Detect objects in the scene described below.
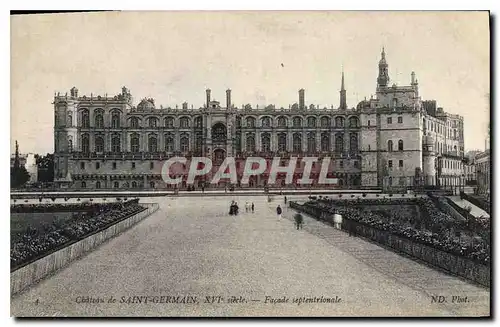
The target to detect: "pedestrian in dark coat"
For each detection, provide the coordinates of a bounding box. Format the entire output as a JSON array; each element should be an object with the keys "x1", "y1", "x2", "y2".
[
  {"x1": 276, "y1": 205, "x2": 282, "y2": 220},
  {"x1": 251, "y1": 202, "x2": 254, "y2": 213},
  {"x1": 294, "y1": 213, "x2": 303, "y2": 230}
]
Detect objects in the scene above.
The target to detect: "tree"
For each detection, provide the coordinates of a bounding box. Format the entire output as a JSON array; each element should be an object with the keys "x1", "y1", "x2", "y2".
[
  {"x1": 35, "y1": 153, "x2": 55, "y2": 182},
  {"x1": 11, "y1": 140, "x2": 30, "y2": 188}
]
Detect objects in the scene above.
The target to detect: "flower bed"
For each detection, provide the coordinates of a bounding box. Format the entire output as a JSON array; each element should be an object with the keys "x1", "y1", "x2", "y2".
[
  {"x1": 10, "y1": 199, "x2": 145, "y2": 271},
  {"x1": 301, "y1": 198, "x2": 489, "y2": 265}
]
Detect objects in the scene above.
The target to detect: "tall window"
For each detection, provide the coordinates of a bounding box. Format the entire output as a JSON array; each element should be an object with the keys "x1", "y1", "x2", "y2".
[
  {"x1": 335, "y1": 133, "x2": 344, "y2": 153},
  {"x1": 212, "y1": 123, "x2": 227, "y2": 142},
  {"x1": 95, "y1": 136, "x2": 104, "y2": 153},
  {"x1": 96, "y1": 181, "x2": 101, "y2": 189},
  {"x1": 111, "y1": 136, "x2": 121, "y2": 153},
  {"x1": 246, "y1": 117, "x2": 256, "y2": 128},
  {"x1": 131, "y1": 134, "x2": 140, "y2": 153},
  {"x1": 398, "y1": 140, "x2": 404, "y2": 151},
  {"x1": 321, "y1": 117, "x2": 330, "y2": 128},
  {"x1": 293, "y1": 133, "x2": 302, "y2": 152},
  {"x1": 94, "y1": 111, "x2": 104, "y2": 128},
  {"x1": 234, "y1": 132, "x2": 241, "y2": 153},
  {"x1": 261, "y1": 117, "x2": 271, "y2": 127},
  {"x1": 236, "y1": 117, "x2": 241, "y2": 128},
  {"x1": 246, "y1": 134, "x2": 255, "y2": 152},
  {"x1": 81, "y1": 134, "x2": 89, "y2": 153},
  {"x1": 387, "y1": 117, "x2": 392, "y2": 124},
  {"x1": 195, "y1": 132, "x2": 203, "y2": 152},
  {"x1": 277, "y1": 117, "x2": 287, "y2": 128},
  {"x1": 307, "y1": 117, "x2": 316, "y2": 128},
  {"x1": 164, "y1": 135, "x2": 174, "y2": 152},
  {"x1": 148, "y1": 136, "x2": 158, "y2": 152},
  {"x1": 81, "y1": 181, "x2": 86, "y2": 188},
  {"x1": 350, "y1": 133, "x2": 358, "y2": 154},
  {"x1": 68, "y1": 139, "x2": 73, "y2": 152},
  {"x1": 278, "y1": 133, "x2": 287, "y2": 151},
  {"x1": 321, "y1": 133, "x2": 330, "y2": 152},
  {"x1": 335, "y1": 117, "x2": 344, "y2": 128},
  {"x1": 261, "y1": 133, "x2": 271, "y2": 152},
  {"x1": 348, "y1": 117, "x2": 359, "y2": 128},
  {"x1": 307, "y1": 132, "x2": 316, "y2": 153},
  {"x1": 111, "y1": 112, "x2": 120, "y2": 128},
  {"x1": 194, "y1": 116, "x2": 203, "y2": 128},
  {"x1": 164, "y1": 117, "x2": 174, "y2": 128},
  {"x1": 114, "y1": 181, "x2": 119, "y2": 188},
  {"x1": 149, "y1": 118, "x2": 158, "y2": 128},
  {"x1": 67, "y1": 114, "x2": 72, "y2": 127},
  {"x1": 130, "y1": 117, "x2": 139, "y2": 128},
  {"x1": 293, "y1": 117, "x2": 302, "y2": 127},
  {"x1": 180, "y1": 136, "x2": 189, "y2": 152},
  {"x1": 387, "y1": 140, "x2": 393, "y2": 152},
  {"x1": 81, "y1": 110, "x2": 90, "y2": 128},
  {"x1": 180, "y1": 117, "x2": 189, "y2": 128}
]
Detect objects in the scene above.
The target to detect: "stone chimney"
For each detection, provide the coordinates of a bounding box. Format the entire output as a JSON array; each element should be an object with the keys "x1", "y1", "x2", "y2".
[
  {"x1": 206, "y1": 89, "x2": 211, "y2": 108},
  {"x1": 299, "y1": 89, "x2": 305, "y2": 110},
  {"x1": 226, "y1": 89, "x2": 231, "y2": 109}
]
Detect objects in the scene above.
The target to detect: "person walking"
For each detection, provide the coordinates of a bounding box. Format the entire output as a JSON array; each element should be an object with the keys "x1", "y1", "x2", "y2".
[
  {"x1": 251, "y1": 202, "x2": 255, "y2": 213},
  {"x1": 294, "y1": 213, "x2": 303, "y2": 230},
  {"x1": 276, "y1": 205, "x2": 282, "y2": 220},
  {"x1": 284, "y1": 196, "x2": 287, "y2": 205}
]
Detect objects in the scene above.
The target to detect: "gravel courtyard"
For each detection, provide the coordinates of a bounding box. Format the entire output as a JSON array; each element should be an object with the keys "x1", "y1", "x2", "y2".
[{"x1": 11, "y1": 195, "x2": 490, "y2": 317}]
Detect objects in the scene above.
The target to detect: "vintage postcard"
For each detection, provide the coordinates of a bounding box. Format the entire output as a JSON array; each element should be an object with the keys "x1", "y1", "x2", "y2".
[{"x1": 10, "y1": 11, "x2": 490, "y2": 317}]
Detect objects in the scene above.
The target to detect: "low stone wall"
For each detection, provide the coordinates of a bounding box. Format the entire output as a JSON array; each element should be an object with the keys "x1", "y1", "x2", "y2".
[
  {"x1": 10, "y1": 203, "x2": 159, "y2": 295},
  {"x1": 290, "y1": 202, "x2": 490, "y2": 287},
  {"x1": 460, "y1": 192, "x2": 490, "y2": 215}
]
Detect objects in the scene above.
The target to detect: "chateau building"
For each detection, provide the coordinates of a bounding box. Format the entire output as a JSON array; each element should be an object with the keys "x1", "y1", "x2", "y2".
[{"x1": 53, "y1": 49, "x2": 465, "y2": 190}]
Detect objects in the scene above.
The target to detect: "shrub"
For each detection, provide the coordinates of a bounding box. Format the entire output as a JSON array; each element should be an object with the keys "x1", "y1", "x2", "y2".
[
  {"x1": 24, "y1": 200, "x2": 28, "y2": 203},
  {"x1": 51, "y1": 197, "x2": 56, "y2": 202},
  {"x1": 362, "y1": 193, "x2": 367, "y2": 197},
  {"x1": 338, "y1": 194, "x2": 343, "y2": 198},
  {"x1": 388, "y1": 193, "x2": 393, "y2": 197},
  {"x1": 351, "y1": 194, "x2": 355, "y2": 198},
  {"x1": 77, "y1": 198, "x2": 81, "y2": 201},
  {"x1": 376, "y1": 194, "x2": 380, "y2": 198}
]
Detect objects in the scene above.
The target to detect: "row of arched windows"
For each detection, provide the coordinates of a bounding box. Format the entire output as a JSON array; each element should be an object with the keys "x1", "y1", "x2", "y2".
[
  {"x1": 78, "y1": 111, "x2": 361, "y2": 129},
  {"x1": 241, "y1": 132, "x2": 358, "y2": 153},
  {"x1": 387, "y1": 140, "x2": 404, "y2": 152},
  {"x1": 79, "y1": 110, "x2": 203, "y2": 129},
  {"x1": 237, "y1": 116, "x2": 360, "y2": 128},
  {"x1": 80, "y1": 134, "x2": 191, "y2": 153},
  {"x1": 79, "y1": 131, "x2": 360, "y2": 154}
]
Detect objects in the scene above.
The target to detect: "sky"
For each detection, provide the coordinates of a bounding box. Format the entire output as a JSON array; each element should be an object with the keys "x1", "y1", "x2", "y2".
[{"x1": 10, "y1": 11, "x2": 490, "y2": 154}]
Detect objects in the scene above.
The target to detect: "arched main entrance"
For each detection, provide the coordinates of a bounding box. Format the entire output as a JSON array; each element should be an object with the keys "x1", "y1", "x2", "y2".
[{"x1": 213, "y1": 148, "x2": 226, "y2": 165}]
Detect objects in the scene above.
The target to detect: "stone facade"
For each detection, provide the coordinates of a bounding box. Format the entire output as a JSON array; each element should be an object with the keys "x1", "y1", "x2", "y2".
[
  {"x1": 475, "y1": 150, "x2": 490, "y2": 197},
  {"x1": 53, "y1": 49, "x2": 465, "y2": 190}
]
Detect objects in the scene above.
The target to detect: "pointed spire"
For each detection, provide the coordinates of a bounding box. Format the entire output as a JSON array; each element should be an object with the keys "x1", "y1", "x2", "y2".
[
  {"x1": 341, "y1": 68, "x2": 345, "y2": 91},
  {"x1": 381, "y1": 47, "x2": 386, "y2": 60},
  {"x1": 339, "y1": 67, "x2": 347, "y2": 110}
]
